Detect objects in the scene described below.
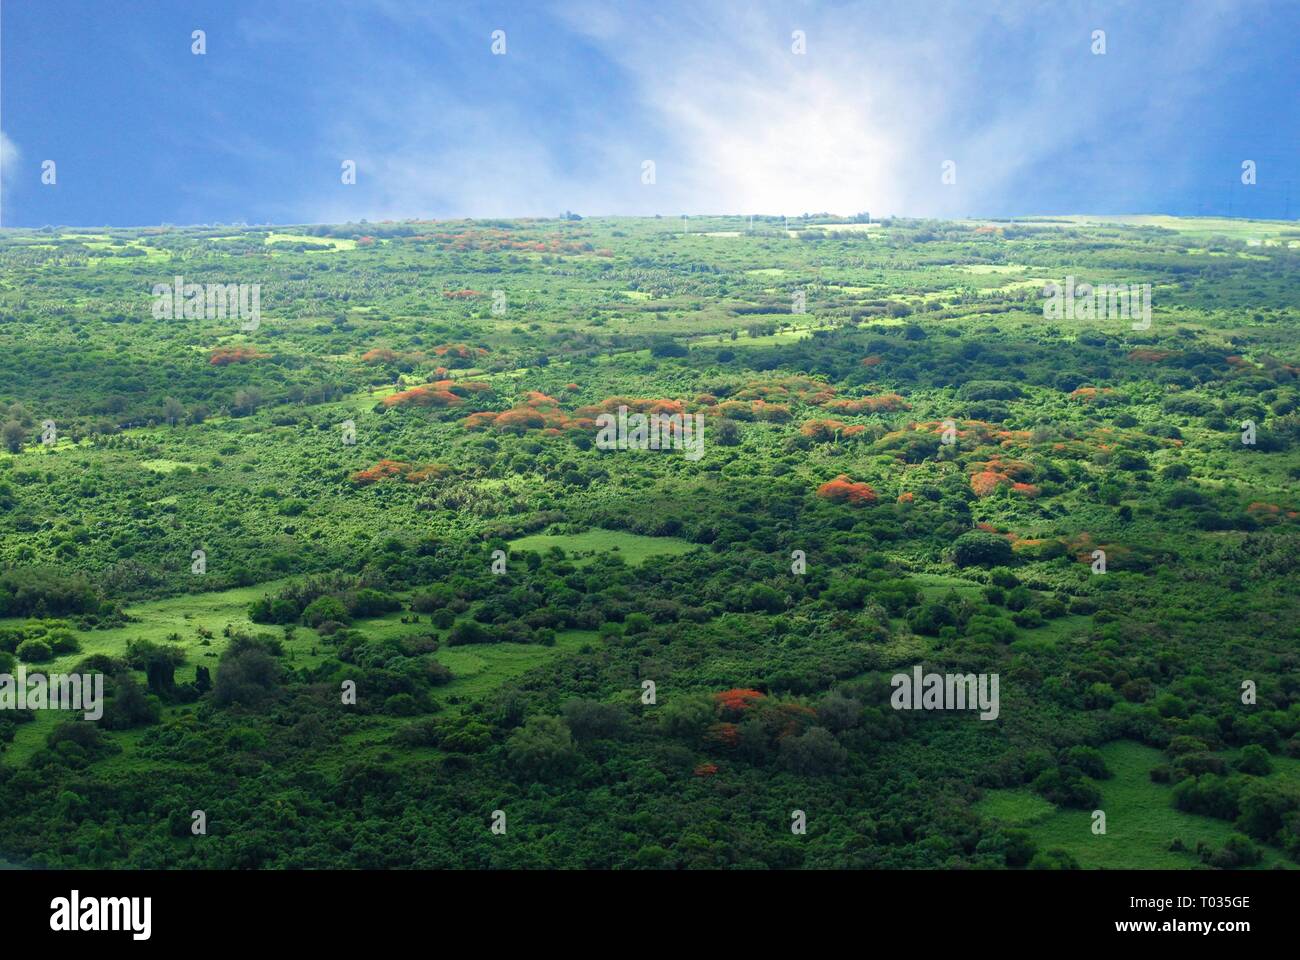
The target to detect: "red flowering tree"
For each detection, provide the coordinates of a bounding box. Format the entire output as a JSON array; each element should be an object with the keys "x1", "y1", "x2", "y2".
[
  {"x1": 703, "y1": 722, "x2": 741, "y2": 749},
  {"x1": 970, "y1": 471, "x2": 1011, "y2": 497},
  {"x1": 210, "y1": 346, "x2": 269, "y2": 365},
  {"x1": 714, "y1": 688, "x2": 766, "y2": 718},
  {"x1": 816, "y1": 475, "x2": 878, "y2": 506}
]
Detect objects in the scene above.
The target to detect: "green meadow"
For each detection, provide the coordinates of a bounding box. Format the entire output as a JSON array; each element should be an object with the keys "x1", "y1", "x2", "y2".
[{"x1": 979, "y1": 742, "x2": 1295, "y2": 869}]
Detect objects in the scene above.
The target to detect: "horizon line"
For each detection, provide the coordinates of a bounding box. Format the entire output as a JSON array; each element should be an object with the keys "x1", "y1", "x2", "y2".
[{"x1": 3, "y1": 211, "x2": 1298, "y2": 232}]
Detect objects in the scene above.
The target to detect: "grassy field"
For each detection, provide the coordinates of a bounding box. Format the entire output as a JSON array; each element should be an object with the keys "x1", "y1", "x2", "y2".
[
  {"x1": 0, "y1": 578, "x2": 599, "y2": 766},
  {"x1": 977, "y1": 742, "x2": 1293, "y2": 869},
  {"x1": 507, "y1": 529, "x2": 697, "y2": 566}
]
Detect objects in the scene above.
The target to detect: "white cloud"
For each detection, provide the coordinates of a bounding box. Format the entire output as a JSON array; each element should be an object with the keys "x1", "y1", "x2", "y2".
[
  {"x1": 554, "y1": 0, "x2": 1242, "y2": 217},
  {"x1": 0, "y1": 130, "x2": 21, "y2": 223},
  {"x1": 289, "y1": 0, "x2": 1246, "y2": 221}
]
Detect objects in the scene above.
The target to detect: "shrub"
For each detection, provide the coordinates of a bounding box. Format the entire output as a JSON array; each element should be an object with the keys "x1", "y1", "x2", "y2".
[
  {"x1": 779, "y1": 727, "x2": 848, "y2": 775},
  {"x1": 447, "y1": 620, "x2": 492, "y2": 646},
  {"x1": 302, "y1": 595, "x2": 349, "y2": 628},
  {"x1": 561, "y1": 699, "x2": 626, "y2": 741},
  {"x1": 45, "y1": 630, "x2": 81, "y2": 655},
  {"x1": 622, "y1": 613, "x2": 652, "y2": 635},
  {"x1": 1236, "y1": 745, "x2": 1274, "y2": 776},
  {"x1": 15, "y1": 638, "x2": 53, "y2": 662},
  {"x1": 505, "y1": 715, "x2": 577, "y2": 779},
  {"x1": 1029, "y1": 848, "x2": 1080, "y2": 870},
  {"x1": 953, "y1": 532, "x2": 1013, "y2": 568},
  {"x1": 213, "y1": 640, "x2": 281, "y2": 709},
  {"x1": 1209, "y1": 834, "x2": 1262, "y2": 868},
  {"x1": 1063, "y1": 746, "x2": 1111, "y2": 780}
]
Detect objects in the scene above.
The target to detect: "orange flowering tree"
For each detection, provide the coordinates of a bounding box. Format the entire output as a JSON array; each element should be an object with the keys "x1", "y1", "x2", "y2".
[{"x1": 816, "y1": 475, "x2": 878, "y2": 506}]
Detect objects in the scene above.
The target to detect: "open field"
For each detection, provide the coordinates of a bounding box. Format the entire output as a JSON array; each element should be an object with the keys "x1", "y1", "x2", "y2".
[{"x1": 978, "y1": 742, "x2": 1295, "y2": 869}]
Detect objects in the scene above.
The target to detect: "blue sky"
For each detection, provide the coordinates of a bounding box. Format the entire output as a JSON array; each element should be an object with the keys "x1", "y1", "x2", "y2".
[{"x1": 2, "y1": 0, "x2": 1296, "y2": 226}]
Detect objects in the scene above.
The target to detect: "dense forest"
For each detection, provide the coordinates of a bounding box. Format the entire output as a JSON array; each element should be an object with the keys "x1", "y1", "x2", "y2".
[{"x1": 0, "y1": 214, "x2": 1297, "y2": 869}]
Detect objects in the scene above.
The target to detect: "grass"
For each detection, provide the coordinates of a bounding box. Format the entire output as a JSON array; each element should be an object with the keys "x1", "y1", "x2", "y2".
[
  {"x1": 264, "y1": 232, "x2": 357, "y2": 251},
  {"x1": 977, "y1": 741, "x2": 1293, "y2": 869},
  {"x1": 1043, "y1": 215, "x2": 1298, "y2": 243},
  {"x1": 1009, "y1": 614, "x2": 1092, "y2": 653},
  {"x1": 138, "y1": 458, "x2": 198, "y2": 473},
  {"x1": 508, "y1": 529, "x2": 697, "y2": 566},
  {"x1": 957, "y1": 264, "x2": 1026, "y2": 274},
  {"x1": 0, "y1": 575, "x2": 600, "y2": 767},
  {"x1": 435, "y1": 630, "x2": 596, "y2": 703},
  {"x1": 910, "y1": 572, "x2": 983, "y2": 600},
  {"x1": 976, "y1": 788, "x2": 1055, "y2": 825},
  {"x1": 0, "y1": 580, "x2": 301, "y2": 764}
]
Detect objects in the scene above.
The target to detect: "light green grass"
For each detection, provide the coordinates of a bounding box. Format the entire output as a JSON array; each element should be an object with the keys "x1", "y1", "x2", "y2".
[
  {"x1": 957, "y1": 264, "x2": 1026, "y2": 274},
  {"x1": 1041, "y1": 215, "x2": 1297, "y2": 243},
  {"x1": 910, "y1": 572, "x2": 983, "y2": 600},
  {"x1": 435, "y1": 630, "x2": 596, "y2": 702},
  {"x1": 0, "y1": 579, "x2": 315, "y2": 764},
  {"x1": 508, "y1": 529, "x2": 696, "y2": 566},
  {"x1": 976, "y1": 788, "x2": 1055, "y2": 825},
  {"x1": 264, "y1": 232, "x2": 356, "y2": 251},
  {"x1": 1009, "y1": 614, "x2": 1092, "y2": 653},
  {"x1": 977, "y1": 741, "x2": 1293, "y2": 869},
  {"x1": 0, "y1": 580, "x2": 599, "y2": 767},
  {"x1": 138, "y1": 459, "x2": 197, "y2": 473}
]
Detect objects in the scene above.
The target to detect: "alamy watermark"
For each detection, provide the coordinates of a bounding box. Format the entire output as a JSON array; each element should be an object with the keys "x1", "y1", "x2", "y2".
[
  {"x1": 1043, "y1": 276, "x2": 1150, "y2": 330},
  {"x1": 151, "y1": 275, "x2": 261, "y2": 330},
  {"x1": 50, "y1": 890, "x2": 151, "y2": 940},
  {"x1": 0, "y1": 667, "x2": 104, "y2": 721},
  {"x1": 890, "y1": 665, "x2": 999, "y2": 720},
  {"x1": 595, "y1": 405, "x2": 704, "y2": 461}
]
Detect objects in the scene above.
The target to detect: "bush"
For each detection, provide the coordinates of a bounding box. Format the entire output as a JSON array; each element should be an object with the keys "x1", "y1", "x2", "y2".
[
  {"x1": 779, "y1": 727, "x2": 848, "y2": 775},
  {"x1": 45, "y1": 629, "x2": 81, "y2": 654},
  {"x1": 394, "y1": 717, "x2": 442, "y2": 747},
  {"x1": 447, "y1": 619, "x2": 493, "y2": 646},
  {"x1": 505, "y1": 715, "x2": 577, "y2": 779},
  {"x1": 1063, "y1": 746, "x2": 1111, "y2": 780},
  {"x1": 15, "y1": 638, "x2": 53, "y2": 662},
  {"x1": 99, "y1": 673, "x2": 161, "y2": 729},
  {"x1": 907, "y1": 601, "x2": 955, "y2": 635},
  {"x1": 1011, "y1": 608, "x2": 1043, "y2": 629},
  {"x1": 1032, "y1": 768, "x2": 1102, "y2": 809},
  {"x1": 1029, "y1": 848, "x2": 1080, "y2": 870},
  {"x1": 1209, "y1": 834, "x2": 1261, "y2": 868},
  {"x1": 1038, "y1": 598, "x2": 1068, "y2": 619},
  {"x1": 953, "y1": 532, "x2": 1013, "y2": 568},
  {"x1": 623, "y1": 613, "x2": 652, "y2": 635},
  {"x1": 346, "y1": 589, "x2": 401, "y2": 618},
  {"x1": 410, "y1": 589, "x2": 450, "y2": 613},
  {"x1": 301, "y1": 595, "x2": 349, "y2": 628},
  {"x1": 384, "y1": 693, "x2": 420, "y2": 716},
  {"x1": 1003, "y1": 829, "x2": 1038, "y2": 867},
  {"x1": 561, "y1": 699, "x2": 626, "y2": 740},
  {"x1": 213, "y1": 639, "x2": 281, "y2": 708},
  {"x1": 1235, "y1": 744, "x2": 1274, "y2": 776},
  {"x1": 989, "y1": 567, "x2": 1020, "y2": 588},
  {"x1": 437, "y1": 715, "x2": 493, "y2": 753}
]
